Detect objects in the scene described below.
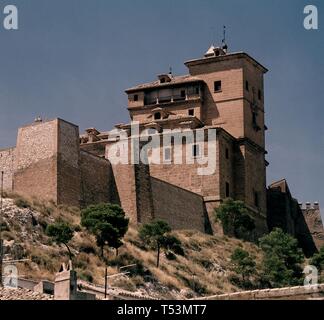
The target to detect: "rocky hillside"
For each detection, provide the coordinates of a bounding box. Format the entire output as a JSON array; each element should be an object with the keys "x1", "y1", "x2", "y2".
[{"x1": 1, "y1": 194, "x2": 263, "y2": 299}]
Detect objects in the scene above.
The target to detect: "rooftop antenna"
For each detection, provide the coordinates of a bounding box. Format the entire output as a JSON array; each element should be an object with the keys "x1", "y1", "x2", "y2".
[
  {"x1": 169, "y1": 66, "x2": 173, "y2": 76},
  {"x1": 222, "y1": 25, "x2": 228, "y2": 52}
]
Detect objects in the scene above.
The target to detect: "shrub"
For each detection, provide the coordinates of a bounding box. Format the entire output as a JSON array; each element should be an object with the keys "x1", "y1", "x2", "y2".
[
  {"x1": 79, "y1": 270, "x2": 93, "y2": 283},
  {"x1": 215, "y1": 198, "x2": 255, "y2": 241},
  {"x1": 81, "y1": 203, "x2": 129, "y2": 259},
  {"x1": 139, "y1": 220, "x2": 184, "y2": 268},
  {"x1": 78, "y1": 241, "x2": 96, "y2": 254},
  {"x1": 259, "y1": 228, "x2": 305, "y2": 288},
  {"x1": 310, "y1": 247, "x2": 324, "y2": 272},
  {"x1": 14, "y1": 197, "x2": 31, "y2": 209},
  {"x1": 46, "y1": 221, "x2": 75, "y2": 260},
  {"x1": 230, "y1": 248, "x2": 256, "y2": 289}
]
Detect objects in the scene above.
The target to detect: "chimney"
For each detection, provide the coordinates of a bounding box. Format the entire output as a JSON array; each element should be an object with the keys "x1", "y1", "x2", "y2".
[
  {"x1": 298, "y1": 203, "x2": 303, "y2": 210},
  {"x1": 314, "y1": 202, "x2": 320, "y2": 210},
  {"x1": 306, "y1": 202, "x2": 311, "y2": 210},
  {"x1": 54, "y1": 261, "x2": 77, "y2": 300}
]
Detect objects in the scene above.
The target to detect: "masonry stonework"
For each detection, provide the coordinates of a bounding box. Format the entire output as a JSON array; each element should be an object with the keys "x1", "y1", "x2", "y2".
[
  {"x1": 0, "y1": 148, "x2": 15, "y2": 191},
  {"x1": 0, "y1": 46, "x2": 323, "y2": 247}
]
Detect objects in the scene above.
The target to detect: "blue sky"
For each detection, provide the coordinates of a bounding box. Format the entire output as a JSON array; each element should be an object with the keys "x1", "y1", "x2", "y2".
[{"x1": 0, "y1": 0, "x2": 323, "y2": 216}]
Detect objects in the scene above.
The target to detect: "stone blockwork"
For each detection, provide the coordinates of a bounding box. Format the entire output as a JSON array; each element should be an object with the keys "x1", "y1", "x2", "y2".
[
  {"x1": 300, "y1": 202, "x2": 324, "y2": 250},
  {"x1": 80, "y1": 150, "x2": 119, "y2": 208},
  {"x1": 13, "y1": 120, "x2": 59, "y2": 203},
  {"x1": 1, "y1": 119, "x2": 118, "y2": 209},
  {"x1": 0, "y1": 147, "x2": 15, "y2": 191},
  {"x1": 198, "y1": 284, "x2": 324, "y2": 300},
  {"x1": 267, "y1": 179, "x2": 319, "y2": 256},
  {"x1": 151, "y1": 177, "x2": 208, "y2": 232}
]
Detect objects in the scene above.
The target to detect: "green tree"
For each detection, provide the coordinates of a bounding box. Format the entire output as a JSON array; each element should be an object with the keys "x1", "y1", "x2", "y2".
[
  {"x1": 81, "y1": 203, "x2": 129, "y2": 259},
  {"x1": 139, "y1": 220, "x2": 183, "y2": 268},
  {"x1": 310, "y1": 247, "x2": 324, "y2": 272},
  {"x1": 46, "y1": 222, "x2": 75, "y2": 260},
  {"x1": 259, "y1": 228, "x2": 305, "y2": 288},
  {"x1": 231, "y1": 248, "x2": 256, "y2": 283},
  {"x1": 215, "y1": 198, "x2": 255, "y2": 240}
]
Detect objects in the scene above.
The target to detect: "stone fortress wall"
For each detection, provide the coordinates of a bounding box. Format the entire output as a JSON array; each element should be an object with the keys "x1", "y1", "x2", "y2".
[
  {"x1": 0, "y1": 46, "x2": 323, "y2": 256},
  {"x1": 0, "y1": 147, "x2": 15, "y2": 191}
]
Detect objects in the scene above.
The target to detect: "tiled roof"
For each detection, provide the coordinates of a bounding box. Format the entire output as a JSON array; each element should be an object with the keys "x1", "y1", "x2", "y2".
[
  {"x1": 0, "y1": 287, "x2": 53, "y2": 300},
  {"x1": 125, "y1": 75, "x2": 203, "y2": 92}
]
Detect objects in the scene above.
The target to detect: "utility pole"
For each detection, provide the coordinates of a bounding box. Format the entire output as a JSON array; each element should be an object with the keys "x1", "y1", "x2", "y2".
[
  {"x1": 104, "y1": 267, "x2": 108, "y2": 299},
  {"x1": 0, "y1": 171, "x2": 4, "y2": 287}
]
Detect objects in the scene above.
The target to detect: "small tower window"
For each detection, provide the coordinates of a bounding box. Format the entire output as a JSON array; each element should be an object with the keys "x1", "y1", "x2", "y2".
[
  {"x1": 188, "y1": 109, "x2": 194, "y2": 116},
  {"x1": 245, "y1": 81, "x2": 249, "y2": 91},
  {"x1": 226, "y1": 182, "x2": 230, "y2": 198},
  {"x1": 154, "y1": 112, "x2": 161, "y2": 120},
  {"x1": 134, "y1": 94, "x2": 138, "y2": 102},
  {"x1": 214, "y1": 81, "x2": 222, "y2": 92},
  {"x1": 252, "y1": 112, "x2": 257, "y2": 126}
]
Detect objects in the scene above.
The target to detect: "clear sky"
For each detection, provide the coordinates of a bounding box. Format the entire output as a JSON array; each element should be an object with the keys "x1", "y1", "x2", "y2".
[{"x1": 0, "y1": 0, "x2": 323, "y2": 216}]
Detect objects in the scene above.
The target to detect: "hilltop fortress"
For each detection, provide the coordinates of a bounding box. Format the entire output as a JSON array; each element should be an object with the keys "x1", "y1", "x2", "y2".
[{"x1": 1, "y1": 46, "x2": 323, "y2": 254}]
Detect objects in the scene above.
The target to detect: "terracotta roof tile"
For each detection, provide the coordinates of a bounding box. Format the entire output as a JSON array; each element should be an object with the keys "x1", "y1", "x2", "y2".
[{"x1": 126, "y1": 75, "x2": 203, "y2": 92}]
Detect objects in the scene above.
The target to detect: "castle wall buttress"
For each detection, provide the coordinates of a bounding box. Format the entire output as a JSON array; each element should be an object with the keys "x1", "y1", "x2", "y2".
[
  {"x1": 13, "y1": 120, "x2": 59, "y2": 203},
  {"x1": 57, "y1": 120, "x2": 81, "y2": 207},
  {"x1": 79, "y1": 150, "x2": 113, "y2": 208},
  {"x1": 106, "y1": 138, "x2": 155, "y2": 224},
  {"x1": 13, "y1": 119, "x2": 81, "y2": 207}
]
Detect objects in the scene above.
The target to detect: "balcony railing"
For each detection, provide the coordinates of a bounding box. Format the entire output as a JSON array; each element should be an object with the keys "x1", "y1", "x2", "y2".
[{"x1": 144, "y1": 93, "x2": 200, "y2": 106}]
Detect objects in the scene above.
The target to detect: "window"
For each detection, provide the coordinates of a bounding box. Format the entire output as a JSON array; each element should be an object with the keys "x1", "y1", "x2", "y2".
[
  {"x1": 134, "y1": 94, "x2": 138, "y2": 102},
  {"x1": 192, "y1": 144, "x2": 201, "y2": 158},
  {"x1": 225, "y1": 148, "x2": 229, "y2": 159},
  {"x1": 160, "y1": 78, "x2": 166, "y2": 84},
  {"x1": 258, "y1": 89, "x2": 262, "y2": 100},
  {"x1": 252, "y1": 112, "x2": 257, "y2": 126},
  {"x1": 163, "y1": 147, "x2": 172, "y2": 162},
  {"x1": 188, "y1": 109, "x2": 194, "y2": 116},
  {"x1": 181, "y1": 90, "x2": 186, "y2": 98},
  {"x1": 254, "y1": 191, "x2": 260, "y2": 207},
  {"x1": 226, "y1": 182, "x2": 230, "y2": 198},
  {"x1": 214, "y1": 81, "x2": 222, "y2": 92},
  {"x1": 154, "y1": 112, "x2": 161, "y2": 120},
  {"x1": 245, "y1": 80, "x2": 249, "y2": 91},
  {"x1": 195, "y1": 87, "x2": 199, "y2": 95}
]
